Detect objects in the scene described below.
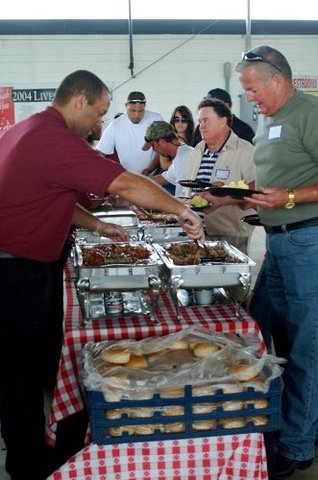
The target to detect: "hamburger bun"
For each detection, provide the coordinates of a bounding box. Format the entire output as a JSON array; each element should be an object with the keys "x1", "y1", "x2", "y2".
[
  {"x1": 228, "y1": 362, "x2": 259, "y2": 381},
  {"x1": 248, "y1": 415, "x2": 268, "y2": 426},
  {"x1": 126, "y1": 354, "x2": 148, "y2": 369},
  {"x1": 193, "y1": 342, "x2": 219, "y2": 358},
  {"x1": 159, "y1": 386, "x2": 184, "y2": 398},
  {"x1": 164, "y1": 422, "x2": 185, "y2": 433},
  {"x1": 220, "y1": 417, "x2": 246, "y2": 429},
  {"x1": 169, "y1": 340, "x2": 189, "y2": 351},
  {"x1": 193, "y1": 420, "x2": 217, "y2": 431},
  {"x1": 102, "y1": 347, "x2": 131, "y2": 364}
]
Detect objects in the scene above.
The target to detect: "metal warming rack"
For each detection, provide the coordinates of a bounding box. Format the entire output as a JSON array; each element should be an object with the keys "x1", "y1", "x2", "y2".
[
  {"x1": 73, "y1": 241, "x2": 164, "y2": 325},
  {"x1": 153, "y1": 240, "x2": 255, "y2": 320}
]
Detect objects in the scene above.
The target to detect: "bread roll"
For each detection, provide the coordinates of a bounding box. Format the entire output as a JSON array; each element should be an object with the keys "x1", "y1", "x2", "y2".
[
  {"x1": 228, "y1": 362, "x2": 259, "y2": 381},
  {"x1": 193, "y1": 342, "x2": 219, "y2": 358},
  {"x1": 162, "y1": 405, "x2": 184, "y2": 416},
  {"x1": 222, "y1": 400, "x2": 244, "y2": 412},
  {"x1": 248, "y1": 415, "x2": 268, "y2": 426},
  {"x1": 126, "y1": 354, "x2": 148, "y2": 369},
  {"x1": 108, "y1": 425, "x2": 135, "y2": 437},
  {"x1": 247, "y1": 398, "x2": 269, "y2": 410},
  {"x1": 129, "y1": 407, "x2": 154, "y2": 418},
  {"x1": 105, "y1": 408, "x2": 125, "y2": 419},
  {"x1": 221, "y1": 383, "x2": 245, "y2": 394},
  {"x1": 102, "y1": 347, "x2": 131, "y2": 364},
  {"x1": 193, "y1": 403, "x2": 217, "y2": 414},
  {"x1": 192, "y1": 383, "x2": 217, "y2": 397},
  {"x1": 220, "y1": 417, "x2": 246, "y2": 429},
  {"x1": 164, "y1": 422, "x2": 185, "y2": 433},
  {"x1": 134, "y1": 424, "x2": 156, "y2": 435},
  {"x1": 193, "y1": 420, "x2": 217, "y2": 431},
  {"x1": 159, "y1": 386, "x2": 184, "y2": 398},
  {"x1": 169, "y1": 340, "x2": 189, "y2": 351}
]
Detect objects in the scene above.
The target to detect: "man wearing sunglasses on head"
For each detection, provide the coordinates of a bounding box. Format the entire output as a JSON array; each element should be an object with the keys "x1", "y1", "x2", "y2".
[
  {"x1": 236, "y1": 44, "x2": 318, "y2": 479},
  {"x1": 97, "y1": 91, "x2": 163, "y2": 174}
]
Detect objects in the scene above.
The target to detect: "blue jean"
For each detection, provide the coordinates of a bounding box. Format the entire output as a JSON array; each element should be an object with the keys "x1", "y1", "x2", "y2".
[{"x1": 265, "y1": 225, "x2": 318, "y2": 461}]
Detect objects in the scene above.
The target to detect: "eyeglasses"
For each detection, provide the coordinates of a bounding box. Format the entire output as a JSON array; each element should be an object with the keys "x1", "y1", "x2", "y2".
[
  {"x1": 241, "y1": 52, "x2": 282, "y2": 72},
  {"x1": 127, "y1": 99, "x2": 146, "y2": 104},
  {"x1": 172, "y1": 117, "x2": 188, "y2": 123}
]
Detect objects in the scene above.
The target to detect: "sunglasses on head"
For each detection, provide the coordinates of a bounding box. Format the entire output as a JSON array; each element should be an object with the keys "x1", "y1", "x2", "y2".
[
  {"x1": 242, "y1": 52, "x2": 282, "y2": 72},
  {"x1": 127, "y1": 99, "x2": 146, "y2": 104},
  {"x1": 172, "y1": 116, "x2": 188, "y2": 123}
]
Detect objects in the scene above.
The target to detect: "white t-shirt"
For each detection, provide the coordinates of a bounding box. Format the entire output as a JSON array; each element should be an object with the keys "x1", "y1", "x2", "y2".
[
  {"x1": 97, "y1": 110, "x2": 163, "y2": 173},
  {"x1": 161, "y1": 143, "x2": 194, "y2": 197}
]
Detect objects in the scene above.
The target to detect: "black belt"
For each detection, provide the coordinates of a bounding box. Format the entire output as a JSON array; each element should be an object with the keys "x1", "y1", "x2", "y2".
[{"x1": 264, "y1": 217, "x2": 318, "y2": 234}]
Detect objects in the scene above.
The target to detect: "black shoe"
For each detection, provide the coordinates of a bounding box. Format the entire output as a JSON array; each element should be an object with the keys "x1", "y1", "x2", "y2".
[{"x1": 275, "y1": 453, "x2": 313, "y2": 478}]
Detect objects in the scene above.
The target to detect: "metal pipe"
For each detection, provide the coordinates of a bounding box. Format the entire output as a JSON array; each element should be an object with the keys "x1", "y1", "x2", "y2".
[
  {"x1": 128, "y1": 0, "x2": 134, "y2": 77},
  {"x1": 245, "y1": 0, "x2": 251, "y2": 51}
]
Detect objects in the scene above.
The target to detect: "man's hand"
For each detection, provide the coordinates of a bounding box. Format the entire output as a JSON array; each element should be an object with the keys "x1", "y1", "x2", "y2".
[
  {"x1": 244, "y1": 187, "x2": 287, "y2": 209},
  {"x1": 177, "y1": 207, "x2": 205, "y2": 241},
  {"x1": 95, "y1": 221, "x2": 130, "y2": 242}
]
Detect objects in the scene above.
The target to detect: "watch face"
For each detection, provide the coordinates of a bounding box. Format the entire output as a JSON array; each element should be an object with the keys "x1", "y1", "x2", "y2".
[{"x1": 285, "y1": 202, "x2": 295, "y2": 209}]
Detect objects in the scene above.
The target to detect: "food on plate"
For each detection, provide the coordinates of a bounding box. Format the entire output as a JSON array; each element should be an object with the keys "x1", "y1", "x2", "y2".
[
  {"x1": 101, "y1": 347, "x2": 131, "y2": 364},
  {"x1": 190, "y1": 195, "x2": 209, "y2": 208},
  {"x1": 192, "y1": 342, "x2": 219, "y2": 358},
  {"x1": 222, "y1": 180, "x2": 249, "y2": 189}
]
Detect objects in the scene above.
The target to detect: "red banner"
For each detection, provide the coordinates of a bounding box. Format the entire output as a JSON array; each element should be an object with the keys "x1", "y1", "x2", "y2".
[{"x1": 0, "y1": 87, "x2": 15, "y2": 138}]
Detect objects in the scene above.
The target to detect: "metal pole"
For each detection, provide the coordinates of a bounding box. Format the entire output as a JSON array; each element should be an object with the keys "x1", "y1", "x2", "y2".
[
  {"x1": 128, "y1": 0, "x2": 134, "y2": 77},
  {"x1": 245, "y1": 0, "x2": 251, "y2": 52}
]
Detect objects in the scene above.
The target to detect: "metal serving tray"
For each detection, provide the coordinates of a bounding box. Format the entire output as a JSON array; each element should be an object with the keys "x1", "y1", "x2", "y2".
[
  {"x1": 153, "y1": 240, "x2": 255, "y2": 320},
  {"x1": 74, "y1": 227, "x2": 142, "y2": 243},
  {"x1": 73, "y1": 241, "x2": 164, "y2": 324},
  {"x1": 141, "y1": 223, "x2": 187, "y2": 243},
  {"x1": 74, "y1": 241, "x2": 163, "y2": 290},
  {"x1": 91, "y1": 209, "x2": 139, "y2": 227}
]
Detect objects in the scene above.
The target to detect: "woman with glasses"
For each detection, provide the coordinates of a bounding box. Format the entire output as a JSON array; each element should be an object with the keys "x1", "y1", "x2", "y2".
[{"x1": 170, "y1": 105, "x2": 195, "y2": 145}]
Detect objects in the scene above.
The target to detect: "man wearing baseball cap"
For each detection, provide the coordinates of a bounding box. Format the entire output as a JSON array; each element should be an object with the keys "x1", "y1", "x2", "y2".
[{"x1": 143, "y1": 120, "x2": 194, "y2": 197}]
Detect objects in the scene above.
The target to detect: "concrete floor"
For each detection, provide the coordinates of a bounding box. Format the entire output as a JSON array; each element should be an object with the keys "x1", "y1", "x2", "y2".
[{"x1": 1, "y1": 227, "x2": 318, "y2": 479}]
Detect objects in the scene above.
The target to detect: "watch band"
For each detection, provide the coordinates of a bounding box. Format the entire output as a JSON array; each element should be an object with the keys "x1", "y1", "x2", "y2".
[{"x1": 284, "y1": 189, "x2": 296, "y2": 209}]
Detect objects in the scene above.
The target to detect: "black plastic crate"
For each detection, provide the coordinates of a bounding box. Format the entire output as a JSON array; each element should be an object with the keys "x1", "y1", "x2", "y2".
[{"x1": 85, "y1": 377, "x2": 281, "y2": 445}]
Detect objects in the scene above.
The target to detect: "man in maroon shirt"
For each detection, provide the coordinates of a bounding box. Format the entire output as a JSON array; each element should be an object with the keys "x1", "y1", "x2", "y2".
[{"x1": 0, "y1": 70, "x2": 203, "y2": 480}]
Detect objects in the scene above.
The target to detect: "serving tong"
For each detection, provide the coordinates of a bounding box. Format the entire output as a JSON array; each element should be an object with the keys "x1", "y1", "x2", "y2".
[{"x1": 194, "y1": 240, "x2": 227, "y2": 263}]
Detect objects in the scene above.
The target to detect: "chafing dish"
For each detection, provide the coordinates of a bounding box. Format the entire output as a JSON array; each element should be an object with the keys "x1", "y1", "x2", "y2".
[
  {"x1": 73, "y1": 241, "x2": 164, "y2": 324},
  {"x1": 91, "y1": 208, "x2": 139, "y2": 227},
  {"x1": 153, "y1": 240, "x2": 255, "y2": 320}
]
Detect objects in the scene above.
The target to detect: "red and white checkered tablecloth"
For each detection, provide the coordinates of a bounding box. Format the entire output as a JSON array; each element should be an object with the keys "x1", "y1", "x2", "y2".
[
  {"x1": 46, "y1": 261, "x2": 268, "y2": 479},
  {"x1": 48, "y1": 435, "x2": 268, "y2": 480}
]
